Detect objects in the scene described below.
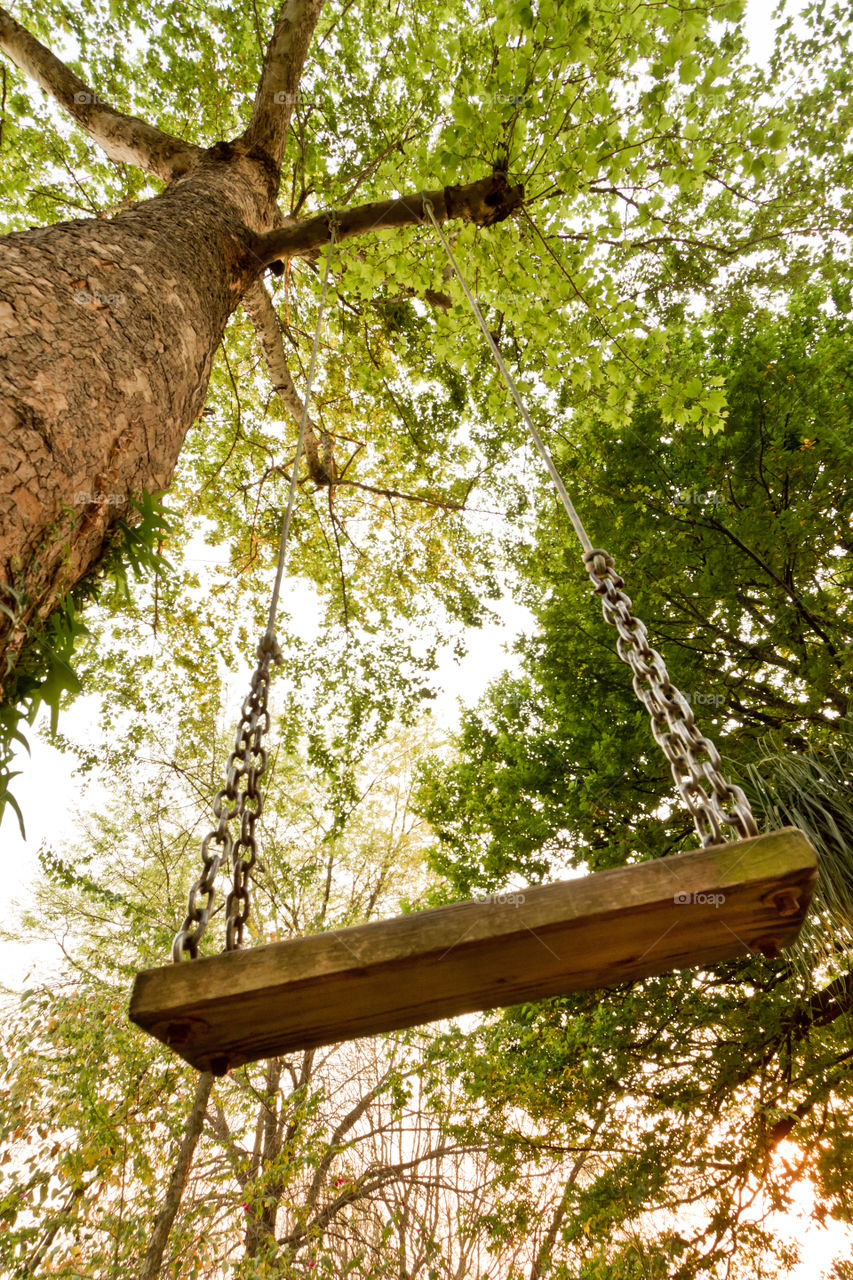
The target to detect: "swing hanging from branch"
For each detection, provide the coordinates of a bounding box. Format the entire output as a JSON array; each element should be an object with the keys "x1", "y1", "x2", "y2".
[{"x1": 129, "y1": 205, "x2": 818, "y2": 1077}]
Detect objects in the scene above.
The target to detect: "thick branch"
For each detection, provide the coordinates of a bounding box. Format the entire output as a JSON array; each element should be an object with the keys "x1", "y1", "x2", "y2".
[
  {"x1": 138, "y1": 1072, "x2": 213, "y2": 1280},
  {"x1": 241, "y1": 0, "x2": 326, "y2": 169},
  {"x1": 0, "y1": 6, "x2": 200, "y2": 181},
  {"x1": 250, "y1": 173, "x2": 525, "y2": 265},
  {"x1": 242, "y1": 279, "x2": 332, "y2": 484}
]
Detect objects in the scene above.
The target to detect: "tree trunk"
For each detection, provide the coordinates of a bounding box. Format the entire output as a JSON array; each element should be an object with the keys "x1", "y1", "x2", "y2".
[
  {"x1": 0, "y1": 143, "x2": 275, "y2": 686},
  {"x1": 0, "y1": 156, "x2": 521, "y2": 691},
  {"x1": 138, "y1": 1070, "x2": 214, "y2": 1280},
  {"x1": 244, "y1": 1056, "x2": 285, "y2": 1258}
]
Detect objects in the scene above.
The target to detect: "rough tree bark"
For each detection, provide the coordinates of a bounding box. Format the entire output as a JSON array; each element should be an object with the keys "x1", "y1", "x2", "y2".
[
  {"x1": 0, "y1": 0, "x2": 523, "y2": 691},
  {"x1": 0, "y1": 143, "x2": 279, "y2": 680}
]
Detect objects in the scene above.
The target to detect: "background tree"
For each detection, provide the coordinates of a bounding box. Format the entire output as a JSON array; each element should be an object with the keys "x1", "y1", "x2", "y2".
[
  {"x1": 414, "y1": 284, "x2": 853, "y2": 1274},
  {"x1": 1, "y1": 704, "x2": 632, "y2": 1280}
]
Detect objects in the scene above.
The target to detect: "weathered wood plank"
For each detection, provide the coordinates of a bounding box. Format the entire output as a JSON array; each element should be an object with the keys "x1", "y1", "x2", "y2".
[{"x1": 129, "y1": 828, "x2": 818, "y2": 1074}]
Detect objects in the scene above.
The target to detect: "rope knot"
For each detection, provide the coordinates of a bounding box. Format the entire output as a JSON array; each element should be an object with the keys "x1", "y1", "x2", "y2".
[
  {"x1": 584, "y1": 548, "x2": 614, "y2": 579},
  {"x1": 258, "y1": 631, "x2": 283, "y2": 663}
]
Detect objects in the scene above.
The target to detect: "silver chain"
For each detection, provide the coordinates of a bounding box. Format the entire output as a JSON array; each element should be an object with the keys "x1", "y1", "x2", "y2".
[
  {"x1": 172, "y1": 635, "x2": 279, "y2": 961},
  {"x1": 584, "y1": 549, "x2": 759, "y2": 846},
  {"x1": 422, "y1": 200, "x2": 758, "y2": 848}
]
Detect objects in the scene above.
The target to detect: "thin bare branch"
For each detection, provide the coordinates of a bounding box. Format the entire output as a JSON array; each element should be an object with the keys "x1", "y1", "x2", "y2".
[{"x1": 242, "y1": 279, "x2": 332, "y2": 484}]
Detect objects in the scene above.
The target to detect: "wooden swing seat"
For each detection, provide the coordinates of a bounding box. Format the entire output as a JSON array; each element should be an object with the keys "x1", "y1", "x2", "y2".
[{"x1": 129, "y1": 827, "x2": 817, "y2": 1075}]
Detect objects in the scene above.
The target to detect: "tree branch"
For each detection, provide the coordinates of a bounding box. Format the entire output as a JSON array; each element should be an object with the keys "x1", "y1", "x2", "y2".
[
  {"x1": 138, "y1": 1072, "x2": 214, "y2": 1280},
  {"x1": 242, "y1": 279, "x2": 332, "y2": 484},
  {"x1": 303, "y1": 1072, "x2": 395, "y2": 1215},
  {"x1": 334, "y1": 478, "x2": 467, "y2": 513},
  {"x1": 0, "y1": 6, "x2": 200, "y2": 181},
  {"x1": 714, "y1": 970, "x2": 853, "y2": 1108},
  {"x1": 241, "y1": 0, "x2": 326, "y2": 169},
  {"x1": 530, "y1": 1110, "x2": 607, "y2": 1280},
  {"x1": 704, "y1": 514, "x2": 838, "y2": 654},
  {"x1": 796, "y1": 969, "x2": 853, "y2": 1031},
  {"x1": 249, "y1": 173, "x2": 525, "y2": 265},
  {"x1": 280, "y1": 1143, "x2": 462, "y2": 1249},
  {"x1": 207, "y1": 1099, "x2": 251, "y2": 1192}
]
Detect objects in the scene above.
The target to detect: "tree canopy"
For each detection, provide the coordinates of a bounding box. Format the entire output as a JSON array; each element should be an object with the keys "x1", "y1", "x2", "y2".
[{"x1": 1, "y1": 0, "x2": 850, "y2": 765}]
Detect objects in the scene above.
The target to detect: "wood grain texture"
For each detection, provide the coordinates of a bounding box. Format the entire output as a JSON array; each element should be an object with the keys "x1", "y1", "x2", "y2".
[{"x1": 129, "y1": 828, "x2": 818, "y2": 1074}]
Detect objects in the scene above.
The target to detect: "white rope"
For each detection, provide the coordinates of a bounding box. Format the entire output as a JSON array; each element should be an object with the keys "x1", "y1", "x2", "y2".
[
  {"x1": 422, "y1": 199, "x2": 593, "y2": 556},
  {"x1": 265, "y1": 221, "x2": 337, "y2": 640}
]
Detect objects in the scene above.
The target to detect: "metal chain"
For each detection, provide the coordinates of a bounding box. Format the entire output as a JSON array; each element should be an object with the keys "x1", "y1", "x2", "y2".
[
  {"x1": 584, "y1": 549, "x2": 759, "y2": 846},
  {"x1": 172, "y1": 218, "x2": 338, "y2": 963},
  {"x1": 172, "y1": 635, "x2": 279, "y2": 961},
  {"x1": 223, "y1": 636, "x2": 277, "y2": 951},
  {"x1": 172, "y1": 633, "x2": 278, "y2": 962},
  {"x1": 422, "y1": 198, "x2": 759, "y2": 847}
]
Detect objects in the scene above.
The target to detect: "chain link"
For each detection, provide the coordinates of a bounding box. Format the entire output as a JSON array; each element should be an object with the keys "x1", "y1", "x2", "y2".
[
  {"x1": 172, "y1": 635, "x2": 280, "y2": 961},
  {"x1": 584, "y1": 549, "x2": 759, "y2": 847}
]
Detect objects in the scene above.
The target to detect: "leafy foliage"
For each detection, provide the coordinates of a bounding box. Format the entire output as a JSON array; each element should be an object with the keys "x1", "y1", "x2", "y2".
[
  {"x1": 418, "y1": 294, "x2": 853, "y2": 891},
  {"x1": 0, "y1": 492, "x2": 172, "y2": 834}
]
